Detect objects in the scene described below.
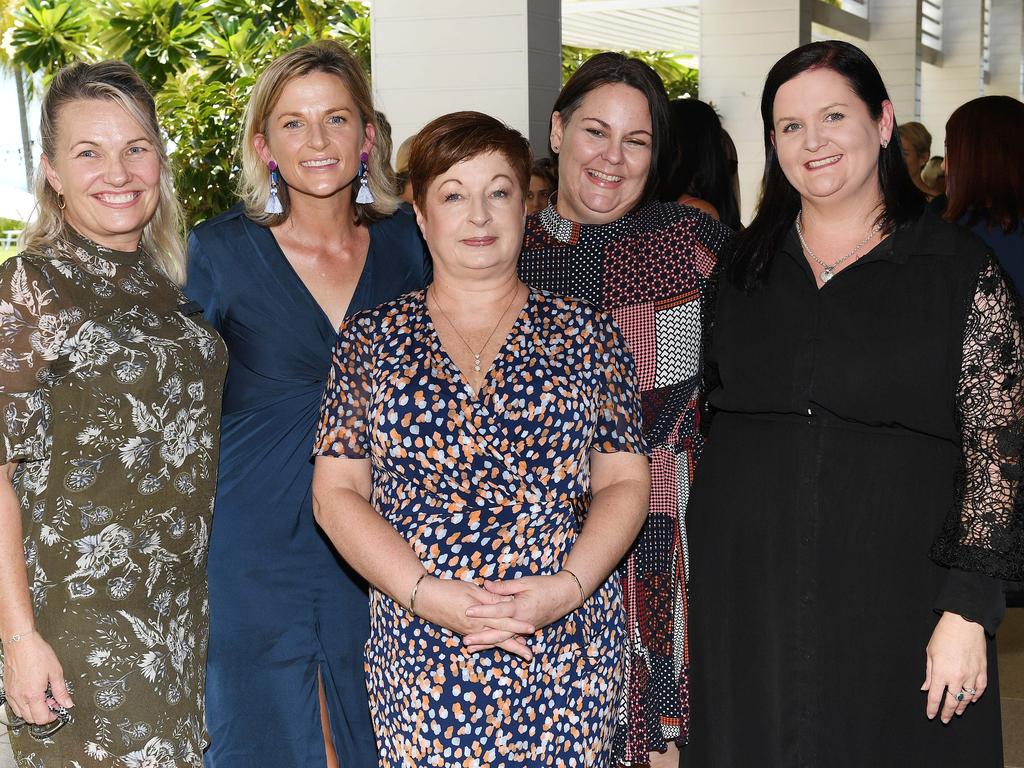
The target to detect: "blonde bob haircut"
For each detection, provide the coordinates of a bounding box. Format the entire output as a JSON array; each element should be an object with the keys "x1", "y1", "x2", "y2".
[
  {"x1": 238, "y1": 40, "x2": 399, "y2": 226},
  {"x1": 21, "y1": 61, "x2": 186, "y2": 285}
]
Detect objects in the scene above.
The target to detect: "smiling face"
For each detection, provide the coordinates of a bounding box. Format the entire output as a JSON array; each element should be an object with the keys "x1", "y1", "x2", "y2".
[
  {"x1": 254, "y1": 70, "x2": 373, "y2": 204},
  {"x1": 414, "y1": 151, "x2": 526, "y2": 281},
  {"x1": 772, "y1": 67, "x2": 893, "y2": 209},
  {"x1": 41, "y1": 98, "x2": 161, "y2": 251},
  {"x1": 550, "y1": 82, "x2": 653, "y2": 225}
]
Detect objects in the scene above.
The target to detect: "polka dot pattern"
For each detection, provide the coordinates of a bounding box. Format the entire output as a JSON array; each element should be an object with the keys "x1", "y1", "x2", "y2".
[{"x1": 313, "y1": 289, "x2": 648, "y2": 766}]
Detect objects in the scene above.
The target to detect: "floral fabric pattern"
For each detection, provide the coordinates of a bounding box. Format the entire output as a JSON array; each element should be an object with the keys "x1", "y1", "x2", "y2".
[{"x1": 0, "y1": 231, "x2": 226, "y2": 768}]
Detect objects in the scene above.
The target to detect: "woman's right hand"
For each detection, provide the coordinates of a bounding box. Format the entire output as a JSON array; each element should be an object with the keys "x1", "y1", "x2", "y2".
[
  {"x1": 412, "y1": 577, "x2": 536, "y2": 660},
  {"x1": 3, "y1": 632, "x2": 73, "y2": 724}
]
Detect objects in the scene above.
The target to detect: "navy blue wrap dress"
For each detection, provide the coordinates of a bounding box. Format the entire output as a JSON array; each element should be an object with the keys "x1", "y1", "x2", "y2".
[{"x1": 185, "y1": 204, "x2": 427, "y2": 768}]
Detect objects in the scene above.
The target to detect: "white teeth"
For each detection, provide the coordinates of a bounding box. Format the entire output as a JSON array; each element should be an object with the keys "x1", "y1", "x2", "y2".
[
  {"x1": 588, "y1": 169, "x2": 623, "y2": 182},
  {"x1": 97, "y1": 193, "x2": 138, "y2": 204},
  {"x1": 807, "y1": 155, "x2": 841, "y2": 169},
  {"x1": 301, "y1": 158, "x2": 338, "y2": 167}
]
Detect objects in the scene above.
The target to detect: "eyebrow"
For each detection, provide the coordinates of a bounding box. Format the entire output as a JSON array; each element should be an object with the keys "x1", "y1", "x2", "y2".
[
  {"x1": 579, "y1": 116, "x2": 652, "y2": 137},
  {"x1": 278, "y1": 106, "x2": 353, "y2": 118},
  {"x1": 775, "y1": 103, "x2": 849, "y2": 125},
  {"x1": 438, "y1": 173, "x2": 516, "y2": 186},
  {"x1": 70, "y1": 136, "x2": 151, "y2": 149}
]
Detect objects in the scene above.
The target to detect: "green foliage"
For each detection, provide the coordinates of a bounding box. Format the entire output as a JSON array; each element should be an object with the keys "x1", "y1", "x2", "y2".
[
  {"x1": 8, "y1": 0, "x2": 96, "y2": 77},
  {"x1": 1, "y1": 0, "x2": 371, "y2": 225},
  {"x1": 562, "y1": 44, "x2": 698, "y2": 101}
]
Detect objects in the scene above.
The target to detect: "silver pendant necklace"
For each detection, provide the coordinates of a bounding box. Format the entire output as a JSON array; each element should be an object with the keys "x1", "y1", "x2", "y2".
[
  {"x1": 795, "y1": 211, "x2": 881, "y2": 283},
  {"x1": 430, "y1": 281, "x2": 522, "y2": 373}
]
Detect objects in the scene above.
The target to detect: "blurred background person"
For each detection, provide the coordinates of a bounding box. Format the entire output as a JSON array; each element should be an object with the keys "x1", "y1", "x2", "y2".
[
  {"x1": 921, "y1": 155, "x2": 945, "y2": 200},
  {"x1": 943, "y1": 95, "x2": 1024, "y2": 295},
  {"x1": 312, "y1": 110, "x2": 650, "y2": 767},
  {"x1": 899, "y1": 120, "x2": 934, "y2": 199},
  {"x1": 688, "y1": 41, "x2": 1022, "y2": 767},
  {"x1": 662, "y1": 97, "x2": 741, "y2": 230},
  {"x1": 527, "y1": 157, "x2": 558, "y2": 215},
  {"x1": 0, "y1": 61, "x2": 226, "y2": 767},
  {"x1": 519, "y1": 52, "x2": 732, "y2": 768},
  {"x1": 186, "y1": 41, "x2": 427, "y2": 768},
  {"x1": 394, "y1": 134, "x2": 415, "y2": 206}
]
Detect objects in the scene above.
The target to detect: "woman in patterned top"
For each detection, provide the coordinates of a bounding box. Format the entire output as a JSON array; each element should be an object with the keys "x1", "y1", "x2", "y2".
[
  {"x1": 311, "y1": 111, "x2": 650, "y2": 767},
  {"x1": 0, "y1": 62, "x2": 226, "y2": 767},
  {"x1": 518, "y1": 52, "x2": 732, "y2": 766}
]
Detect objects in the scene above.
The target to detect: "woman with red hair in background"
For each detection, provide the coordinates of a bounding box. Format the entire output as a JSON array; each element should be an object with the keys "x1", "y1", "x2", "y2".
[{"x1": 944, "y1": 95, "x2": 1024, "y2": 294}]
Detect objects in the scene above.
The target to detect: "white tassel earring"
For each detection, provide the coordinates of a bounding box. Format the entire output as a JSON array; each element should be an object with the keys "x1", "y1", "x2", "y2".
[
  {"x1": 264, "y1": 160, "x2": 284, "y2": 215},
  {"x1": 356, "y1": 152, "x2": 374, "y2": 204}
]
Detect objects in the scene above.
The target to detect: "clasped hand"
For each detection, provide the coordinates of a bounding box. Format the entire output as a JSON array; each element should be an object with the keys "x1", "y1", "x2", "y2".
[{"x1": 411, "y1": 574, "x2": 582, "y2": 661}]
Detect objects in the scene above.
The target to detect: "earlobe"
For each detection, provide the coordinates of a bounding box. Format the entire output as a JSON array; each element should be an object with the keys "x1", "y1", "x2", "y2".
[
  {"x1": 41, "y1": 154, "x2": 61, "y2": 195},
  {"x1": 253, "y1": 134, "x2": 272, "y2": 166},
  {"x1": 550, "y1": 112, "x2": 564, "y2": 153}
]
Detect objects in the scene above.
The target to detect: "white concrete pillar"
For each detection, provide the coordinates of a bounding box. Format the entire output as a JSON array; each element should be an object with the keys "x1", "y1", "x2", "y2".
[
  {"x1": 861, "y1": 0, "x2": 924, "y2": 123},
  {"x1": 699, "y1": 0, "x2": 812, "y2": 223},
  {"x1": 370, "y1": 0, "x2": 562, "y2": 162},
  {"x1": 986, "y1": 0, "x2": 1024, "y2": 99},
  {"x1": 920, "y1": 0, "x2": 985, "y2": 151}
]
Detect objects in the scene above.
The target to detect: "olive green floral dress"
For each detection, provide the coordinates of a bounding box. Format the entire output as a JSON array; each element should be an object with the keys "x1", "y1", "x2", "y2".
[{"x1": 0, "y1": 230, "x2": 227, "y2": 768}]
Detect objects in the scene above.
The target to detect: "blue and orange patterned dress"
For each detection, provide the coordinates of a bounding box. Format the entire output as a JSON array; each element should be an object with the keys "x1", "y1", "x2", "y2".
[{"x1": 313, "y1": 288, "x2": 648, "y2": 767}]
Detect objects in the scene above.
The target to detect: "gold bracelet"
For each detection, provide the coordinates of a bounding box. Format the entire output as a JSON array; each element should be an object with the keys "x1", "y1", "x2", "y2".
[
  {"x1": 409, "y1": 573, "x2": 428, "y2": 616},
  {"x1": 562, "y1": 568, "x2": 586, "y2": 609}
]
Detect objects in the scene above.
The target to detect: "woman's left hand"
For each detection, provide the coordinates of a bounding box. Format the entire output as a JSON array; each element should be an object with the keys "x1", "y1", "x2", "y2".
[
  {"x1": 923, "y1": 611, "x2": 988, "y2": 723},
  {"x1": 461, "y1": 574, "x2": 582, "y2": 651}
]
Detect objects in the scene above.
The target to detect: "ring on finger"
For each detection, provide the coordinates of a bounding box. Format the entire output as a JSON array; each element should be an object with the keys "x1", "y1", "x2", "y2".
[
  {"x1": 951, "y1": 690, "x2": 966, "y2": 702},
  {"x1": 961, "y1": 686, "x2": 977, "y2": 696}
]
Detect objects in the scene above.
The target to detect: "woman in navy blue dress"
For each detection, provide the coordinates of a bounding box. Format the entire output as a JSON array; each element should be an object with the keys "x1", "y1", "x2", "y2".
[{"x1": 186, "y1": 42, "x2": 426, "y2": 767}]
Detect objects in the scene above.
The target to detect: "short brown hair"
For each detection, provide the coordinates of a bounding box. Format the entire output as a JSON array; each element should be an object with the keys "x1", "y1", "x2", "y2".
[
  {"x1": 945, "y1": 96, "x2": 1024, "y2": 233},
  {"x1": 898, "y1": 122, "x2": 931, "y2": 158},
  {"x1": 409, "y1": 111, "x2": 532, "y2": 212}
]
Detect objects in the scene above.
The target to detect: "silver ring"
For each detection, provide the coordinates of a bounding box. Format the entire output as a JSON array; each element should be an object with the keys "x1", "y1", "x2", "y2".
[
  {"x1": 961, "y1": 686, "x2": 977, "y2": 696},
  {"x1": 952, "y1": 690, "x2": 965, "y2": 702}
]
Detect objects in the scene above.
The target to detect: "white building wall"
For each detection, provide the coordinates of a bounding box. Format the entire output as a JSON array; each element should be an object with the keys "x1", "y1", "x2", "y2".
[
  {"x1": 699, "y1": 0, "x2": 811, "y2": 223},
  {"x1": 986, "y1": 0, "x2": 1024, "y2": 99},
  {"x1": 370, "y1": 0, "x2": 562, "y2": 161},
  {"x1": 920, "y1": 0, "x2": 985, "y2": 151},
  {"x1": 860, "y1": 0, "x2": 923, "y2": 123}
]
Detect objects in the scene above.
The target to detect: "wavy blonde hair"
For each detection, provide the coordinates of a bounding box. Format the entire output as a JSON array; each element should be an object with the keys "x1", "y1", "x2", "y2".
[
  {"x1": 21, "y1": 61, "x2": 186, "y2": 285},
  {"x1": 238, "y1": 40, "x2": 399, "y2": 226}
]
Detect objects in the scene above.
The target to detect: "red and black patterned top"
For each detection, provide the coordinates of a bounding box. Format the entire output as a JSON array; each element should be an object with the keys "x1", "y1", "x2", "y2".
[{"x1": 519, "y1": 200, "x2": 732, "y2": 763}]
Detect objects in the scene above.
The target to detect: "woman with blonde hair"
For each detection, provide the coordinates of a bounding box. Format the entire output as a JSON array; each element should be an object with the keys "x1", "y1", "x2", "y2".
[
  {"x1": 186, "y1": 40, "x2": 427, "y2": 767},
  {"x1": 0, "y1": 60, "x2": 226, "y2": 766}
]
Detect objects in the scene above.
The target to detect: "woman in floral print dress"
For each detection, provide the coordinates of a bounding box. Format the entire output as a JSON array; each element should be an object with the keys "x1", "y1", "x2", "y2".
[
  {"x1": 312, "y1": 112, "x2": 651, "y2": 767},
  {"x1": 0, "y1": 62, "x2": 226, "y2": 767}
]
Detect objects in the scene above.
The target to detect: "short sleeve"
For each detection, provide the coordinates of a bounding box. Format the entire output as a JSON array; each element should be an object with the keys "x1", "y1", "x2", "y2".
[
  {"x1": 0, "y1": 257, "x2": 59, "y2": 465},
  {"x1": 592, "y1": 313, "x2": 649, "y2": 455},
  {"x1": 931, "y1": 258, "x2": 1024, "y2": 580},
  {"x1": 312, "y1": 314, "x2": 375, "y2": 459},
  {"x1": 185, "y1": 232, "x2": 224, "y2": 333}
]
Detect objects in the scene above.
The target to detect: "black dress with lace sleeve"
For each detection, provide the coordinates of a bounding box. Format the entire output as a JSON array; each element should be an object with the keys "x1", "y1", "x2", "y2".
[{"x1": 932, "y1": 259, "x2": 1024, "y2": 580}]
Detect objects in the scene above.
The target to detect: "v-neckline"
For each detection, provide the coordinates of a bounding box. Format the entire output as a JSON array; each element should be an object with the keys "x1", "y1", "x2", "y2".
[
  {"x1": 265, "y1": 225, "x2": 373, "y2": 332},
  {"x1": 419, "y1": 288, "x2": 534, "y2": 401}
]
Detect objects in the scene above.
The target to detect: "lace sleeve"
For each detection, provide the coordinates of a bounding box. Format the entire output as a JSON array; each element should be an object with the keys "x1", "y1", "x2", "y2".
[{"x1": 931, "y1": 259, "x2": 1024, "y2": 580}]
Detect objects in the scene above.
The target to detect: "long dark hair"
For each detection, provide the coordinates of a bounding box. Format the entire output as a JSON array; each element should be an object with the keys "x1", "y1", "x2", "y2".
[
  {"x1": 551, "y1": 52, "x2": 671, "y2": 208},
  {"x1": 944, "y1": 96, "x2": 1024, "y2": 233},
  {"x1": 661, "y1": 98, "x2": 741, "y2": 229},
  {"x1": 727, "y1": 40, "x2": 924, "y2": 289}
]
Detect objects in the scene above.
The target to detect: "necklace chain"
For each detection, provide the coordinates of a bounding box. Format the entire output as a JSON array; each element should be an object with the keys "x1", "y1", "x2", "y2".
[
  {"x1": 430, "y1": 281, "x2": 522, "y2": 373},
  {"x1": 795, "y1": 211, "x2": 881, "y2": 283}
]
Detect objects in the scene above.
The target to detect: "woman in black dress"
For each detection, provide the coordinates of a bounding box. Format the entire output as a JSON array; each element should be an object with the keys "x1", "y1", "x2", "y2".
[{"x1": 687, "y1": 41, "x2": 1023, "y2": 767}]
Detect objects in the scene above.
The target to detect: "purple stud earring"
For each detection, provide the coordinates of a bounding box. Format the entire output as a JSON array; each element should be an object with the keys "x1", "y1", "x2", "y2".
[
  {"x1": 355, "y1": 151, "x2": 374, "y2": 204},
  {"x1": 264, "y1": 160, "x2": 284, "y2": 214}
]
